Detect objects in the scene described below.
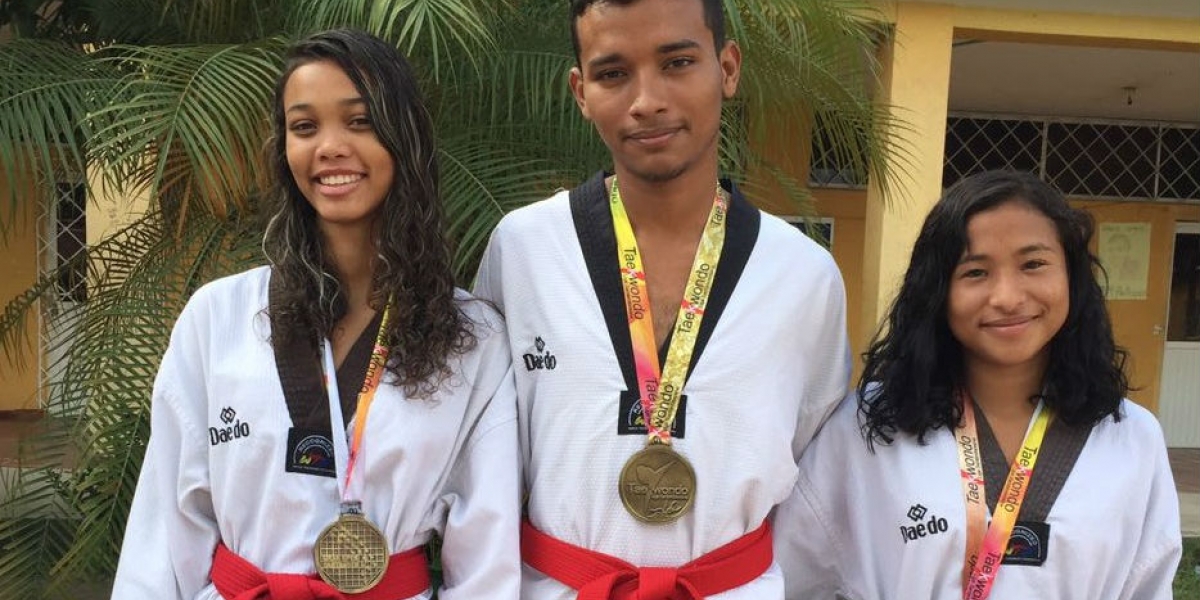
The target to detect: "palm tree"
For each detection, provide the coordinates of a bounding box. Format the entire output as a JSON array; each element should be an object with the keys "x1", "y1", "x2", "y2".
[{"x1": 0, "y1": 0, "x2": 896, "y2": 596}]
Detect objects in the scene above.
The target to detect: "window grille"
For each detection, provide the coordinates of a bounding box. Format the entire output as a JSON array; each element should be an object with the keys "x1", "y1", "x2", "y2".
[
  {"x1": 1159, "y1": 128, "x2": 1200, "y2": 201},
  {"x1": 37, "y1": 181, "x2": 88, "y2": 406},
  {"x1": 808, "y1": 123, "x2": 868, "y2": 189},
  {"x1": 942, "y1": 114, "x2": 1200, "y2": 202},
  {"x1": 49, "y1": 182, "x2": 87, "y2": 303}
]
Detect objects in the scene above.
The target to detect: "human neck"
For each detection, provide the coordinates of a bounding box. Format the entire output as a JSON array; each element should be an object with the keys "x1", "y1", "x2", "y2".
[
  {"x1": 321, "y1": 223, "x2": 376, "y2": 312},
  {"x1": 964, "y1": 356, "x2": 1048, "y2": 425},
  {"x1": 611, "y1": 163, "x2": 720, "y2": 239}
]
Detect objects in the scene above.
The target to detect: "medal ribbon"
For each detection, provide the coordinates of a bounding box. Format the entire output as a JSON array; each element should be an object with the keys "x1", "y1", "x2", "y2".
[
  {"x1": 609, "y1": 177, "x2": 726, "y2": 445},
  {"x1": 955, "y1": 393, "x2": 1051, "y2": 600},
  {"x1": 321, "y1": 302, "x2": 393, "y2": 504}
]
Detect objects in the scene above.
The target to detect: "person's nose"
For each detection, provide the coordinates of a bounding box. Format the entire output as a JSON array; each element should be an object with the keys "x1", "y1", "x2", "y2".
[
  {"x1": 988, "y1": 269, "x2": 1027, "y2": 313},
  {"x1": 629, "y1": 71, "x2": 669, "y2": 118},
  {"x1": 316, "y1": 128, "x2": 351, "y2": 160}
]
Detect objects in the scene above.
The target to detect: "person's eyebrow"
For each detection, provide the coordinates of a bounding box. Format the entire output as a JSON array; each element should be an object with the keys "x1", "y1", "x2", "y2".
[
  {"x1": 285, "y1": 97, "x2": 366, "y2": 114},
  {"x1": 585, "y1": 39, "x2": 702, "y2": 72},
  {"x1": 657, "y1": 39, "x2": 701, "y2": 54},
  {"x1": 958, "y1": 243, "x2": 1054, "y2": 264}
]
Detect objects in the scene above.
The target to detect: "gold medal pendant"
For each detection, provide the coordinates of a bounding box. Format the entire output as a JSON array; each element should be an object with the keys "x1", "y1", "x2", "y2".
[
  {"x1": 313, "y1": 503, "x2": 389, "y2": 593},
  {"x1": 618, "y1": 444, "x2": 696, "y2": 523}
]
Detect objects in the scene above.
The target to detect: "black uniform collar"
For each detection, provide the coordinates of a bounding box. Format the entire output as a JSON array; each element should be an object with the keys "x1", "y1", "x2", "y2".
[
  {"x1": 569, "y1": 171, "x2": 760, "y2": 391},
  {"x1": 269, "y1": 270, "x2": 381, "y2": 431}
]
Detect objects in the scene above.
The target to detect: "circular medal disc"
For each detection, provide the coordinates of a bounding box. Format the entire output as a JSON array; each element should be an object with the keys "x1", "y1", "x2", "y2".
[
  {"x1": 313, "y1": 512, "x2": 389, "y2": 593},
  {"x1": 618, "y1": 445, "x2": 696, "y2": 524}
]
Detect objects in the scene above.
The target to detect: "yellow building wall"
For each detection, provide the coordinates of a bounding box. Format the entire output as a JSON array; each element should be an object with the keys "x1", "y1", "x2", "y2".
[
  {"x1": 811, "y1": 190, "x2": 869, "y2": 382},
  {"x1": 87, "y1": 168, "x2": 151, "y2": 246},
  {"x1": 1073, "y1": 201, "x2": 1200, "y2": 414},
  {"x1": 747, "y1": 103, "x2": 873, "y2": 383},
  {"x1": 0, "y1": 163, "x2": 151, "y2": 413},
  {"x1": 863, "y1": 2, "x2": 955, "y2": 329},
  {"x1": 0, "y1": 174, "x2": 44, "y2": 413}
]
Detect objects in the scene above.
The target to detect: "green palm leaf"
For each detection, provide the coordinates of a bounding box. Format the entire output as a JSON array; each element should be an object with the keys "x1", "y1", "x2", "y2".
[
  {"x1": 289, "y1": 0, "x2": 496, "y2": 80},
  {"x1": 438, "y1": 135, "x2": 570, "y2": 280},
  {"x1": 89, "y1": 42, "x2": 283, "y2": 224},
  {"x1": 0, "y1": 40, "x2": 120, "y2": 233},
  {"x1": 0, "y1": 210, "x2": 264, "y2": 595}
]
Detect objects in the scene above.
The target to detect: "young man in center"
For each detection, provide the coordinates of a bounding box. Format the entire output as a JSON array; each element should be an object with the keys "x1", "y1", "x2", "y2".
[{"x1": 474, "y1": 1, "x2": 850, "y2": 597}]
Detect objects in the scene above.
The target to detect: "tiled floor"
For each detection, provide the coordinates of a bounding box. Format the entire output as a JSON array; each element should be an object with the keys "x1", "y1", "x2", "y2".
[
  {"x1": 1171, "y1": 447, "x2": 1200, "y2": 494},
  {"x1": 0, "y1": 417, "x2": 74, "y2": 468}
]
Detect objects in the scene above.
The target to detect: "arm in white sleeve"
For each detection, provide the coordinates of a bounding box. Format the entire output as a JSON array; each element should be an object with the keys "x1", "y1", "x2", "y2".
[
  {"x1": 775, "y1": 396, "x2": 862, "y2": 600},
  {"x1": 1117, "y1": 414, "x2": 1182, "y2": 600},
  {"x1": 111, "y1": 304, "x2": 220, "y2": 599},
  {"x1": 435, "y1": 367, "x2": 521, "y2": 600},
  {"x1": 793, "y1": 259, "x2": 852, "y2": 461},
  {"x1": 470, "y1": 221, "x2": 506, "y2": 313}
]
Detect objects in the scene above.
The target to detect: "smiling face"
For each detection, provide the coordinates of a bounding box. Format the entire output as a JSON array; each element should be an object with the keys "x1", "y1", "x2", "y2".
[
  {"x1": 282, "y1": 60, "x2": 395, "y2": 235},
  {"x1": 568, "y1": 0, "x2": 740, "y2": 184},
  {"x1": 947, "y1": 200, "x2": 1070, "y2": 377}
]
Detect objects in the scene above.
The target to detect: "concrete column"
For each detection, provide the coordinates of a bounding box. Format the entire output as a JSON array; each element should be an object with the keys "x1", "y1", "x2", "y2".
[{"x1": 862, "y1": 3, "x2": 955, "y2": 337}]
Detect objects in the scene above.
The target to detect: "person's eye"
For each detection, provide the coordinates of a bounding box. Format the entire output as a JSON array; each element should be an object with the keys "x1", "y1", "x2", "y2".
[
  {"x1": 665, "y1": 57, "x2": 695, "y2": 70},
  {"x1": 593, "y1": 68, "x2": 628, "y2": 82},
  {"x1": 288, "y1": 121, "x2": 315, "y2": 135}
]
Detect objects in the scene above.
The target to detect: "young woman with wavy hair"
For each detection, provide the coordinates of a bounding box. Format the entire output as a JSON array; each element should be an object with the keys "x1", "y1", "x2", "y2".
[
  {"x1": 113, "y1": 29, "x2": 520, "y2": 600},
  {"x1": 776, "y1": 170, "x2": 1180, "y2": 600}
]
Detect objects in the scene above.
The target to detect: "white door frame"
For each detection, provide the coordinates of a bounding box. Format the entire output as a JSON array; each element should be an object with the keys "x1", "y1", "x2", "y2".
[{"x1": 1158, "y1": 221, "x2": 1200, "y2": 448}]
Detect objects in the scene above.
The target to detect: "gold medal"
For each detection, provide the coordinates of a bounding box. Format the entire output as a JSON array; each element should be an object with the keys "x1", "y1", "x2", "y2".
[
  {"x1": 618, "y1": 444, "x2": 696, "y2": 523},
  {"x1": 313, "y1": 504, "x2": 389, "y2": 593}
]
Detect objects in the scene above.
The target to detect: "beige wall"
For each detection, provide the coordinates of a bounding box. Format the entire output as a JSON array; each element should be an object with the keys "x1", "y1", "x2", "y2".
[
  {"x1": 1073, "y1": 200, "x2": 1200, "y2": 413},
  {"x1": 87, "y1": 167, "x2": 151, "y2": 246}
]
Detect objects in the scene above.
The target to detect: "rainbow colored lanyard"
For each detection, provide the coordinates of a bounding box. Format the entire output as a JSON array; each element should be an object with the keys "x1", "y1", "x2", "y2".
[
  {"x1": 608, "y1": 178, "x2": 727, "y2": 445},
  {"x1": 955, "y1": 393, "x2": 1051, "y2": 599},
  {"x1": 321, "y1": 303, "x2": 392, "y2": 504}
]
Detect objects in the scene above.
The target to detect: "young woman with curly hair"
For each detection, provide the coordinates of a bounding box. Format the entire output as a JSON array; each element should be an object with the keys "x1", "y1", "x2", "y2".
[
  {"x1": 113, "y1": 29, "x2": 520, "y2": 600},
  {"x1": 775, "y1": 170, "x2": 1180, "y2": 600}
]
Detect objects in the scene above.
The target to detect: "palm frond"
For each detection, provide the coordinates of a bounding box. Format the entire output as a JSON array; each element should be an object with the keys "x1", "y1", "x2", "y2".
[
  {"x1": 0, "y1": 509, "x2": 75, "y2": 600},
  {"x1": 0, "y1": 209, "x2": 264, "y2": 593},
  {"x1": 438, "y1": 135, "x2": 569, "y2": 280},
  {"x1": 727, "y1": 0, "x2": 907, "y2": 199},
  {"x1": 0, "y1": 40, "x2": 120, "y2": 236},
  {"x1": 89, "y1": 42, "x2": 283, "y2": 225},
  {"x1": 289, "y1": 0, "x2": 497, "y2": 80}
]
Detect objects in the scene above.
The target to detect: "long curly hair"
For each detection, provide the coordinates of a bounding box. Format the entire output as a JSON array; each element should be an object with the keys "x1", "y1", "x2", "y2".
[
  {"x1": 262, "y1": 29, "x2": 475, "y2": 397},
  {"x1": 859, "y1": 170, "x2": 1129, "y2": 447}
]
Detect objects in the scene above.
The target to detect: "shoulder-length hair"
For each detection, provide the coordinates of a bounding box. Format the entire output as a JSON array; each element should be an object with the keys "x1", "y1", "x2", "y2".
[
  {"x1": 262, "y1": 28, "x2": 474, "y2": 397},
  {"x1": 859, "y1": 170, "x2": 1128, "y2": 446}
]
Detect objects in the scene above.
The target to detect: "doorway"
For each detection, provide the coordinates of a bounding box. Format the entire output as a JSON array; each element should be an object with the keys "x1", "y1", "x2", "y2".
[{"x1": 1159, "y1": 222, "x2": 1200, "y2": 448}]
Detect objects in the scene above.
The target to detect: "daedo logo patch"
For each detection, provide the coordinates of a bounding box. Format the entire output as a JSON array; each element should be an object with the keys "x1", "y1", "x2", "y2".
[
  {"x1": 209, "y1": 407, "x2": 251, "y2": 446},
  {"x1": 899, "y1": 503, "x2": 949, "y2": 544}
]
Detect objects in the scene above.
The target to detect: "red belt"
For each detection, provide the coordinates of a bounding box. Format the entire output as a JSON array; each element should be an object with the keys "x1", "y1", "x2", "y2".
[
  {"x1": 521, "y1": 519, "x2": 773, "y2": 600},
  {"x1": 211, "y1": 543, "x2": 431, "y2": 600}
]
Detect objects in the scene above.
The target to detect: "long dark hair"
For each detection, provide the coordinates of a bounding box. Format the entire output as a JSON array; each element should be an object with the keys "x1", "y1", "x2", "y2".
[
  {"x1": 859, "y1": 170, "x2": 1128, "y2": 446},
  {"x1": 262, "y1": 29, "x2": 475, "y2": 396}
]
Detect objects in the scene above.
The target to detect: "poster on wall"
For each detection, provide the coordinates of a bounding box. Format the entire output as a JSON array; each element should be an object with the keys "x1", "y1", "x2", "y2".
[{"x1": 1098, "y1": 222, "x2": 1152, "y2": 300}]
